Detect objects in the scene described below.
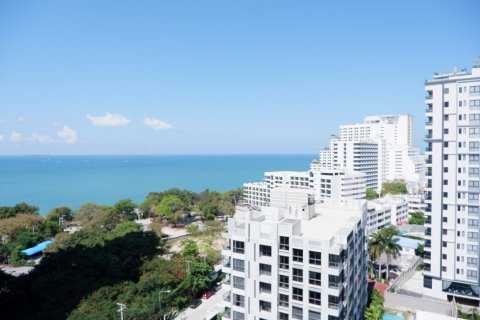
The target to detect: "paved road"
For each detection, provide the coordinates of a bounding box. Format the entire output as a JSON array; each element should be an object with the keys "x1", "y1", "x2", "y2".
[{"x1": 175, "y1": 286, "x2": 227, "y2": 320}]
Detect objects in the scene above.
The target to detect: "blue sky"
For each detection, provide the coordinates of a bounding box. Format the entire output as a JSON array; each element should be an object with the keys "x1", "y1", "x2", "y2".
[{"x1": 0, "y1": 0, "x2": 479, "y2": 155}]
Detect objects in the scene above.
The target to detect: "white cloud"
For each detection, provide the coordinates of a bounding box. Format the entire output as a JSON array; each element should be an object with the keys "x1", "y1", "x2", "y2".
[
  {"x1": 86, "y1": 112, "x2": 131, "y2": 126},
  {"x1": 32, "y1": 133, "x2": 54, "y2": 144},
  {"x1": 10, "y1": 131, "x2": 22, "y2": 142},
  {"x1": 144, "y1": 117, "x2": 174, "y2": 131},
  {"x1": 0, "y1": 134, "x2": 4, "y2": 141},
  {"x1": 17, "y1": 116, "x2": 28, "y2": 123},
  {"x1": 58, "y1": 126, "x2": 78, "y2": 144}
]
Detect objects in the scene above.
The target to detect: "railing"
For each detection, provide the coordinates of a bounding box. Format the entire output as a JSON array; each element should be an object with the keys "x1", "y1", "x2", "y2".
[
  {"x1": 426, "y1": 120, "x2": 433, "y2": 125},
  {"x1": 328, "y1": 282, "x2": 340, "y2": 289},
  {"x1": 425, "y1": 134, "x2": 433, "y2": 139},
  {"x1": 329, "y1": 302, "x2": 341, "y2": 310},
  {"x1": 425, "y1": 107, "x2": 433, "y2": 112},
  {"x1": 329, "y1": 262, "x2": 340, "y2": 269},
  {"x1": 279, "y1": 301, "x2": 289, "y2": 307}
]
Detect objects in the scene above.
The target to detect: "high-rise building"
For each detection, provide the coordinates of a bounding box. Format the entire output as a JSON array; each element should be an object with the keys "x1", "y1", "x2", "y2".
[
  {"x1": 319, "y1": 115, "x2": 425, "y2": 193},
  {"x1": 243, "y1": 167, "x2": 366, "y2": 207},
  {"x1": 222, "y1": 188, "x2": 368, "y2": 320},
  {"x1": 423, "y1": 66, "x2": 480, "y2": 304}
]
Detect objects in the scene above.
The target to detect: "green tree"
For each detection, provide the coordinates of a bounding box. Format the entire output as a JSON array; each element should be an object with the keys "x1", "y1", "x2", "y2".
[
  {"x1": 368, "y1": 232, "x2": 384, "y2": 278},
  {"x1": 181, "y1": 240, "x2": 199, "y2": 259},
  {"x1": 113, "y1": 199, "x2": 137, "y2": 221},
  {"x1": 384, "y1": 236, "x2": 402, "y2": 281},
  {"x1": 408, "y1": 211, "x2": 425, "y2": 225},
  {"x1": 45, "y1": 207, "x2": 73, "y2": 225},
  {"x1": 366, "y1": 188, "x2": 379, "y2": 200},
  {"x1": 199, "y1": 202, "x2": 219, "y2": 220},
  {"x1": 187, "y1": 261, "x2": 212, "y2": 297},
  {"x1": 381, "y1": 182, "x2": 408, "y2": 196},
  {"x1": 74, "y1": 203, "x2": 106, "y2": 228},
  {"x1": 112, "y1": 221, "x2": 141, "y2": 237},
  {"x1": 156, "y1": 195, "x2": 184, "y2": 221},
  {"x1": 219, "y1": 200, "x2": 235, "y2": 217}
]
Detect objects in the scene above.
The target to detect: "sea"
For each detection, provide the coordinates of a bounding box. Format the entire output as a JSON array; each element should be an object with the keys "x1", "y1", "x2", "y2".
[{"x1": 0, "y1": 155, "x2": 315, "y2": 214}]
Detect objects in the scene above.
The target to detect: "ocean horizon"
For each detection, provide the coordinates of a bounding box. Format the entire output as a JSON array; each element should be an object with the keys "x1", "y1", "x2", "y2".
[{"x1": 0, "y1": 154, "x2": 315, "y2": 214}]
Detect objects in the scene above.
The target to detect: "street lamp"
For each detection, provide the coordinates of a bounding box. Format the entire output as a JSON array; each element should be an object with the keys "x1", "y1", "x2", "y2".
[{"x1": 159, "y1": 290, "x2": 171, "y2": 320}]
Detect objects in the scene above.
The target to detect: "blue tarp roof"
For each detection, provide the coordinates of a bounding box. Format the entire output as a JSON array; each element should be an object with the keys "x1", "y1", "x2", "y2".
[
  {"x1": 21, "y1": 240, "x2": 54, "y2": 256},
  {"x1": 393, "y1": 236, "x2": 424, "y2": 250}
]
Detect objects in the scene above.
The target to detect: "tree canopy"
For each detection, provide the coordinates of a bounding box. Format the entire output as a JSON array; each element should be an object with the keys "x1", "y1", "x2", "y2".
[{"x1": 381, "y1": 182, "x2": 408, "y2": 196}]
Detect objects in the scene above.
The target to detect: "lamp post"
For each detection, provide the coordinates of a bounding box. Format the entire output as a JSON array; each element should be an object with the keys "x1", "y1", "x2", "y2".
[{"x1": 159, "y1": 290, "x2": 171, "y2": 320}]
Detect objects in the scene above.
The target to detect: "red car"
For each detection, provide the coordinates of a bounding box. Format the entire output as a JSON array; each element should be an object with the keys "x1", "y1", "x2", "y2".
[{"x1": 201, "y1": 291, "x2": 213, "y2": 299}]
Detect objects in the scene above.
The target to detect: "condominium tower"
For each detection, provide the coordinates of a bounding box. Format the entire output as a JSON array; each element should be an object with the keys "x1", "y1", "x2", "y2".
[
  {"x1": 423, "y1": 66, "x2": 480, "y2": 304},
  {"x1": 319, "y1": 115, "x2": 425, "y2": 192},
  {"x1": 222, "y1": 188, "x2": 368, "y2": 320}
]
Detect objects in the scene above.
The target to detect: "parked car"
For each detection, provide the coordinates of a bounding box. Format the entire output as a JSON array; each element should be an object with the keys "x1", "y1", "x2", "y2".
[
  {"x1": 201, "y1": 291, "x2": 213, "y2": 299},
  {"x1": 189, "y1": 299, "x2": 202, "y2": 309}
]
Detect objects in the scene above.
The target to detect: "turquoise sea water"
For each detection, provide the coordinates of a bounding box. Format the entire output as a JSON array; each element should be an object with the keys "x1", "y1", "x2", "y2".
[{"x1": 0, "y1": 155, "x2": 315, "y2": 214}]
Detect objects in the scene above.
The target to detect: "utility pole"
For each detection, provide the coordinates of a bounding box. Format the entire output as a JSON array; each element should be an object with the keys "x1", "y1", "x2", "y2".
[
  {"x1": 158, "y1": 290, "x2": 171, "y2": 320},
  {"x1": 117, "y1": 302, "x2": 127, "y2": 320}
]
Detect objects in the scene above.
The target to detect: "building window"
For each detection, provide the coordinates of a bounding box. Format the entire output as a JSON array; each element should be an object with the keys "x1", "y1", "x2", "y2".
[
  {"x1": 309, "y1": 251, "x2": 321, "y2": 265},
  {"x1": 279, "y1": 274, "x2": 289, "y2": 288},
  {"x1": 232, "y1": 311, "x2": 245, "y2": 320},
  {"x1": 259, "y1": 300, "x2": 271, "y2": 312},
  {"x1": 293, "y1": 248, "x2": 303, "y2": 262},
  {"x1": 292, "y1": 306, "x2": 303, "y2": 320},
  {"x1": 233, "y1": 241, "x2": 245, "y2": 254},
  {"x1": 309, "y1": 291, "x2": 321, "y2": 305},
  {"x1": 233, "y1": 276, "x2": 245, "y2": 290},
  {"x1": 259, "y1": 282, "x2": 271, "y2": 294},
  {"x1": 279, "y1": 293, "x2": 289, "y2": 307},
  {"x1": 309, "y1": 271, "x2": 321, "y2": 286},
  {"x1": 308, "y1": 310, "x2": 321, "y2": 320},
  {"x1": 233, "y1": 294, "x2": 245, "y2": 307},
  {"x1": 467, "y1": 270, "x2": 478, "y2": 278},
  {"x1": 279, "y1": 236, "x2": 289, "y2": 250},
  {"x1": 233, "y1": 258, "x2": 245, "y2": 272},
  {"x1": 444, "y1": 101, "x2": 449, "y2": 108},
  {"x1": 256, "y1": 244, "x2": 271, "y2": 257},
  {"x1": 259, "y1": 263, "x2": 272, "y2": 276},
  {"x1": 279, "y1": 312, "x2": 289, "y2": 320},
  {"x1": 293, "y1": 268, "x2": 303, "y2": 282},
  {"x1": 279, "y1": 256, "x2": 289, "y2": 269},
  {"x1": 293, "y1": 287, "x2": 303, "y2": 301}
]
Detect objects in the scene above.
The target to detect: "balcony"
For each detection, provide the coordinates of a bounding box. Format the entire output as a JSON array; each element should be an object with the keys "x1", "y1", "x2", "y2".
[
  {"x1": 425, "y1": 147, "x2": 432, "y2": 152},
  {"x1": 426, "y1": 92, "x2": 433, "y2": 100},
  {"x1": 223, "y1": 291, "x2": 231, "y2": 302},
  {"x1": 425, "y1": 134, "x2": 433, "y2": 139},
  {"x1": 425, "y1": 106, "x2": 433, "y2": 113},
  {"x1": 426, "y1": 120, "x2": 433, "y2": 126}
]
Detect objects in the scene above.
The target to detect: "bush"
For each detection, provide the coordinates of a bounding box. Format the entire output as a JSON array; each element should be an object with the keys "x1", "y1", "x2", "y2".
[{"x1": 186, "y1": 224, "x2": 199, "y2": 234}]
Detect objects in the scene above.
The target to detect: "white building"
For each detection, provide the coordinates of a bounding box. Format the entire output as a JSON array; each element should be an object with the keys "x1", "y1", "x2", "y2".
[
  {"x1": 222, "y1": 188, "x2": 368, "y2": 320},
  {"x1": 243, "y1": 167, "x2": 366, "y2": 207},
  {"x1": 404, "y1": 194, "x2": 428, "y2": 214},
  {"x1": 319, "y1": 114, "x2": 425, "y2": 193},
  {"x1": 364, "y1": 195, "x2": 409, "y2": 235},
  {"x1": 423, "y1": 66, "x2": 480, "y2": 304}
]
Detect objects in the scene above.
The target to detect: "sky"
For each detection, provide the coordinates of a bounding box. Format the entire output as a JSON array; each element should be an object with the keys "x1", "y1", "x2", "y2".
[{"x1": 0, "y1": 0, "x2": 479, "y2": 155}]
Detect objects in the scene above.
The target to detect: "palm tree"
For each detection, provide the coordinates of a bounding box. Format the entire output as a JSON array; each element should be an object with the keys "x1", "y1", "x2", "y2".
[
  {"x1": 469, "y1": 306, "x2": 480, "y2": 320},
  {"x1": 384, "y1": 236, "x2": 402, "y2": 281},
  {"x1": 368, "y1": 232, "x2": 384, "y2": 278}
]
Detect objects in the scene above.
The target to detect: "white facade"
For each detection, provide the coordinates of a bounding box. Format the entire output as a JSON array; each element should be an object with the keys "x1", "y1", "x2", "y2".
[
  {"x1": 319, "y1": 114, "x2": 425, "y2": 193},
  {"x1": 222, "y1": 188, "x2": 368, "y2": 320},
  {"x1": 423, "y1": 66, "x2": 480, "y2": 304},
  {"x1": 243, "y1": 182, "x2": 270, "y2": 207},
  {"x1": 365, "y1": 195, "x2": 409, "y2": 235},
  {"x1": 243, "y1": 167, "x2": 366, "y2": 207},
  {"x1": 404, "y1": 194, "x2": 428, "y2": 214}
]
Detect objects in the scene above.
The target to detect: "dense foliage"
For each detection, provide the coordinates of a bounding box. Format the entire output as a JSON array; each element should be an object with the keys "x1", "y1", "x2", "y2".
[
  {"x1": 367, "y1": 226, "x2": 401, "y2": 280},
  {"x1": 0, "y1": 188, "x2": 235, "y2": 319},
  {"x1": 364, "y1": 289, "x2": 384, "y2": 320},
  {"x1": 408, "y1": 211, "x2": 425, "y2": 225},
  {"x1": 380, "y1": 182, "x2": 408, "y2": 196},
  {"x1": 366, "y1": 188, "x2": 379, "y2": 200}
]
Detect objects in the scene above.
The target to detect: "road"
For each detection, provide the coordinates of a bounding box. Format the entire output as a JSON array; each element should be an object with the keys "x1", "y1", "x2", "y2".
[{"x1": 175, "y1": 286, "x2": 227, "y2": 320}]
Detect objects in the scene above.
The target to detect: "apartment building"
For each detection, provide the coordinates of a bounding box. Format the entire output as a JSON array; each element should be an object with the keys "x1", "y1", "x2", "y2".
[
  {"x1": 222, "y1": 188, "x2": 368, "y2": 320},
  {"x1": 319, "y1": 115, "x2": 425, "y2": 193},
  {"x1": 243, "y1": 166, "x2": 366, "y2": 207},
  {"x1": 365, "y1": 195, "x2": 409, "y2": 235},
  {"x1": 423, "y1": 66, "x2": 480, "y2": 304}
]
